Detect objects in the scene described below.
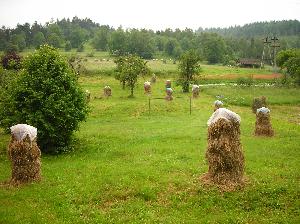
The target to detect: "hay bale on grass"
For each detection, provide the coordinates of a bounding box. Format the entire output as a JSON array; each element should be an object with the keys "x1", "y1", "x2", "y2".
[
  {"x1": 202, "y1": 108, "x2": 245, "y2": 191},
  {"x1": 165, "y1": 80, "x2": 171, "y2": 88},
  {"x1": 151, "y1": 74, "x2": 156, "y2": 83},
  {"x1": 192, "y1": 85, "x2": 200, "y2": 98},
  {"x1": 144, "y1": 81, "x2": 151, "y2": 95},
  {"x1": 104, "y1": 86, "x2": 112, "y2": 97},
  {"x1": 8, "y1": 124, "x2": 41, "y2": 185},
  {"x1": 85, "y1": 90, "x2": 91, "y2": 102},
  {"x1": 165, "y1": 87, "x2": 173, "y2": 101},
  {"x1": 255, "y1": 107, "x2": 274, "y2": 136},
  {"x1": 214, "y1": 100, "x2": 223, "y2": 111},
  {"x1": 252, "y1": 96, "x2": 267, "y2": 113}
]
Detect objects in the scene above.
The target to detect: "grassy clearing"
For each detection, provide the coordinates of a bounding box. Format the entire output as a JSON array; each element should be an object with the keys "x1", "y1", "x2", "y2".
[
  {"x1": 78, "y1": 58, "x2": 275, "y2": 78},
  {"x1": 0, "y1": 75, "x2": 299, "y2": 223},
  {"x1": 16, "y1": 50, "x2": 272, "y2": 79}
]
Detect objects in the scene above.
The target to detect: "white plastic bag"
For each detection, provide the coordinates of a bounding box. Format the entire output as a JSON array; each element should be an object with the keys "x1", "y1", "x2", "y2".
[
  {"x1": 10, "y1": 124, "x2": 37, "y2": 142},
  {"x1": 257, "y1": 107, "x2": 270, "y2": 114},
  {"x1": 207, "y1": 108, "x2": 241, "y2": 126}
]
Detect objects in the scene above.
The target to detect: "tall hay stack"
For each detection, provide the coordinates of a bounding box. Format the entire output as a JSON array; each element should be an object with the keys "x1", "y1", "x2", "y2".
[
  {"x1": 165, "y1": 87, "x2": 173, "y2": 101},
  {"x1": 252, "y1": 96, "x2": 267, "y2": 113},
  {"x1": 214, "y1": 100, "x2": 223, "y2": 111},
  {"x1": 144, "y1": 81, "x2": 151, "y2": 95},
  {"x1": 255, "y1": 107, "x2": 274, "y2": 136},
  {"x1": 104, "y1": 86, "x2": 112, "y2": 97},
  {"x1": 165, "y1": 80, "x2": 171, "y2": 88},
  {"x1": 202, "y1": 108, "x2": 245, "y2": 191},
  {"x1": 8, "y1": 124, "x2": 41, "y2": 185},
  {"x1": 85, "y1": 90, "x2": 91, "y2": 102},
  {"x1": 151, "y1": 74, "x2": 156, "y2": 83},
  {"x1": 192, "y1": 85, "x2": 200, "y2": 98}
]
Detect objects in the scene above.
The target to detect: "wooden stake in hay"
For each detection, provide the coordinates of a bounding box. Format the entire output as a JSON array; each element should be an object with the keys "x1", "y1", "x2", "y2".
[
  {"x1": 255, "y1": 107, "x2": 274, "y2": 136},
  {"x1": 252, "y1": 96, "x2": 267, "y2": 113},
  {"x1": 214, "y1": 100, "x2": 223, "y2": 111},
  {"x1": 165, "y1": 87, "x2": 173, "y2": 101},
  {"x1": 192, "y1": 85, "x2": 200, "y2": 98},
  {"x1": 103, "y1": 86, "x2": 112, "y2": 97},
  {"x1": 8, "y1": 124, "x2": 41, "y2": 185},
  {"x1": 202, "y1": 108, "x2": 245, "y2": 191},
  {"x1": 151, "y1": 74, "x2": 156, "y2": 83},
  {"x1": 165, "y1": 80, "x2": 171, "y2": 88},
  {"x1": 144, "y1": 81, "x2": 151, "y2": 95}
]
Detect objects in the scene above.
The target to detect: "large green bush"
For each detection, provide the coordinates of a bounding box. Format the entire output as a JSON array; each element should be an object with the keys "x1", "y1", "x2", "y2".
[
  {"x1": 0, "y1": 45, "x2": 89, "y2": 153},
  {"x1": 276, "y1": 49, "x2": 300, "y2": 85}
]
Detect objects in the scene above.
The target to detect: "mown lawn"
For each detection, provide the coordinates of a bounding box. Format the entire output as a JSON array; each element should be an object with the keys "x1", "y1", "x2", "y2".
[{"x1": 0, "y1": 76, "x2": 299, "y2": 223}]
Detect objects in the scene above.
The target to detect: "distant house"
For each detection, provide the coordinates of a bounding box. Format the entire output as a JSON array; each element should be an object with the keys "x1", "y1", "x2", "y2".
[{"x1": 238, "y1": 58, "x2": 260, "y2": 68}]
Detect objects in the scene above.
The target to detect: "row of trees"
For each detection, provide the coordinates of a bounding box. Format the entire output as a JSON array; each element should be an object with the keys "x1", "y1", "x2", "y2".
[{"x1": 1, "y1": 18, "x2": 299, "y2": 64}]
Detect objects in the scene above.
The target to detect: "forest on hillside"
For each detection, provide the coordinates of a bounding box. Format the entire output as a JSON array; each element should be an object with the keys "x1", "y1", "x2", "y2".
[{"x1": 0, "y1": 17, "x2": 299, "y2": 64}]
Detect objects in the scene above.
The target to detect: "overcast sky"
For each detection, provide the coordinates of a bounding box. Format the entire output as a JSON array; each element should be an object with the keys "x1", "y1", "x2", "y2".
[{"x1": 0, "y1": 0, "x2": 299, "y2": 30}]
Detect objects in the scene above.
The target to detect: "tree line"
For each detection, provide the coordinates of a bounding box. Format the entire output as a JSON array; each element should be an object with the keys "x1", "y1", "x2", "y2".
[{"x1": 0, "y1": 17, "x2": 299, "y2": 64}]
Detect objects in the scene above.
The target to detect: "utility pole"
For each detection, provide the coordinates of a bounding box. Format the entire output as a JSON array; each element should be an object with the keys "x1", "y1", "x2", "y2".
[
  {"x1": 270, "y1": 36, "x2": 280, "y2": 70},
  {"x1": 261, "y1": 37, "x2": 272, "y2": 68}
]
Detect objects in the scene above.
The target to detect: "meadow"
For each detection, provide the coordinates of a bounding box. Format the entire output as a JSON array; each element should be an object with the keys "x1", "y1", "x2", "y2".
[{"x1": 0, "y1": 53, "x2": 299, "y2": 223}]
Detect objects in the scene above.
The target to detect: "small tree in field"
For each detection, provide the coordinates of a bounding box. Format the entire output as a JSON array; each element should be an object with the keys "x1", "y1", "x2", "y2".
[
  {"x1": 0, "y1": 45, "x2": 89, "y2": 153},
  {"x1": 177, "y1": 50, "x2": 201, "y2": 92},
  {"x1": 114, "y1": 55, "x2": 150, "y2": 97}
]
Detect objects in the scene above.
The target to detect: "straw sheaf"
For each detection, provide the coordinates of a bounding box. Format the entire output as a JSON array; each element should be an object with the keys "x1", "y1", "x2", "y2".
[
  {"x1": 104, "y1": 88, "x2": 112, "y2": 97},
  {"x1": 252, "y1": 96, "x2": 267, "y2": 113},
  {"x1": 8, "y1": 135, "x2": 41, "y2": 185},
  {"x1": 255, "y1": 112, "x2": 274, "y2": 136},
  {"x1": 202, "y1": 118, "x2": 245, "y2": 191}
]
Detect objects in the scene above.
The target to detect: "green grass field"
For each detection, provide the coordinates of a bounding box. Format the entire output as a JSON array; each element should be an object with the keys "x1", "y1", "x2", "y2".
[
  {"x1": 76, "y1": 56, "x2": 275, "y2": 78},
  {"x1": 13, "y1": 49, "x2": 276, "y2": 79},
  {"x1": 0, "y1": 73, "x2": 299, "y2": 223}
]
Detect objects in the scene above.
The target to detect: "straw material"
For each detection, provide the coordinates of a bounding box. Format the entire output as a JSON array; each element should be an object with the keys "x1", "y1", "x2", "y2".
[
  {"x1": 85, "y1": 90, "x2": 91, "y2": 102},
  {"x1": 165, "y1": 80, "x2": 171, "y2": 88},
  {"x1": 144, "y1": 82, "x2": 151, "y2": 94},
  {"x1": 255, "y1": 111, "x2": 274, "y2": 136},
  {"x1": 151, "y1": 74, "x2": 156, "y2": 83},
  {"x1": 202, "y1": 118, "x2": 245, "y2": 191},
  {"x1": 165, "y1": 95, "x2": 173, "y2": 101},
  {"x1": 252, "y1": 96, "x2": 267, "y2": 113},
  {"x1": 192, "y1": 85, "x2": 200, "y2": 98},
  {"x1": 104, "y1": 86, "x2": 112, "y2": 97},
  {"x1": 213, "y1": 100, "x2": 223, "y2": 111},
  {"x1": 8, "y1": 135, "x2": 41, "y2": 185},
  {"x1": 165, "y1": 88, "x2": 173, "y2": 101}
]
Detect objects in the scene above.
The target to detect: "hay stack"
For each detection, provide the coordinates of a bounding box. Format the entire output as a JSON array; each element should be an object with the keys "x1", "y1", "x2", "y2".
[
  {"x1": 165, "y1": 87, "x2": 173, "y2": 101},
  {"x1": 85, "y1": 90, "x2": 91, "y2": 102},
  {"x1": 214, "y1": 100, "x2": 223, "y2": 111},
  {"x1": 151, "y1": 74, "x2": 156, "y2": 83},
  {"x1": 255, "y1": 107, "x2": 274, "y2": 136},
  {"x1": 192, "y1": 85, "x2": 200, "y2": 98},
  {"x1": 8, "y1": 124, "x2": 41, "y2": 185},
  {"x1": 144, "y1": 81, "x2": 151, "y2": 95},
  {"x1": 252, "y1": 96, "x2": 267, "y2": 113},
  {"x1": 202, "y1": 108, "x2": 245, "y2": 191},
  {"x1": 165, "y1": 80, "x2": 171, "y2": 88},
  {"x1": 104, "y1": 86, "x2": 112, "y2": 97}
]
